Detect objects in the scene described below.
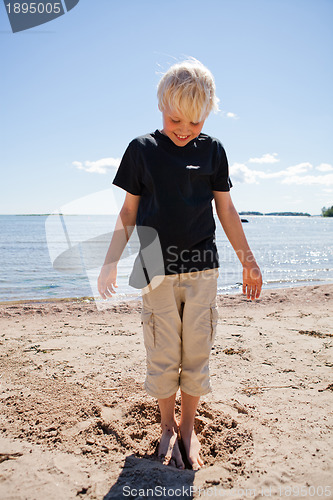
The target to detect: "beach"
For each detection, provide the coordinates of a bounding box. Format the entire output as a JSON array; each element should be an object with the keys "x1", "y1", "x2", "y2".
[{"x1": 0, "y1": 284, "x2": 332, "y2": 499}]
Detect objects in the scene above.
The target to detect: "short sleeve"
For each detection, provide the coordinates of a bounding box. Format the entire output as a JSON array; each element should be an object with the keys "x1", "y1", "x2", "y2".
[
  {"x1": 112, "y1": 140, "x2": 143, "y2": 195},
  {"x1": 211, "y1": 141, "x2": 233, "y2": 191}
]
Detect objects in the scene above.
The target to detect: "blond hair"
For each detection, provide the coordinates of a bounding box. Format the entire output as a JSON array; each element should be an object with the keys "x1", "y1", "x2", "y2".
[{"x1": 157, "y1": 58, "x2": 219, "y2": 123}]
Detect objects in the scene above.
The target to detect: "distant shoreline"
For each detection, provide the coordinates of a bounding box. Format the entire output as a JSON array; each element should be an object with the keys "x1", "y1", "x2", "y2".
[{"x1": 239, "y1": 211, "x2": 312, "y2": 217}]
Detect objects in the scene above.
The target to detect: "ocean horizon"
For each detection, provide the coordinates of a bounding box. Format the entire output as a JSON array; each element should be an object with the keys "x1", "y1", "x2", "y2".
[{"x1": 0, "y1": 214, "x2": 332, "y2": 304}]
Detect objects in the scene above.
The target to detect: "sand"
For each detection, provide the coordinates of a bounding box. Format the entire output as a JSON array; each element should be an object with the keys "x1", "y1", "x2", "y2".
[{"x1": 0, "y1": 285, "x2": 332, "y2": 499}]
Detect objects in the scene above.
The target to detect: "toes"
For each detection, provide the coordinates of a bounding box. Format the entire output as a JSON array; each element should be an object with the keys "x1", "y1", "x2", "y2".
[
  {"x1": 191, "y1": 460, "x2": 201, "y2": 471},
  {"x1": 188, "y1": 453, "x2": 204, "y2": 470},
  {"x1": 175, "y1": 455, "x2": 185, "y2": 469},
  {"x1": 172, "y1": 457, "x2": 185, "y2": 469},
  {"x1": 168, "y1": 457, "x2": 177, "y2": 468},
  {"x1": 159, "y1": 454, "x2": 184, "y2": 469},
  {"x1": 158, "y1": 451, "x2": 185, "y2": 469},
  {"x1": 158, "y1": 454, "x2": 170, "y2": 466},
  {"x1": 158, "y1": 431, "x2": 186, "y2": 470}
]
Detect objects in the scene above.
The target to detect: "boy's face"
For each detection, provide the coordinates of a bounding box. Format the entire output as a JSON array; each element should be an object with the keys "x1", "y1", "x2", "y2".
[{"x1": 161, "y1": 108, "x2": 206, "y2": 147}]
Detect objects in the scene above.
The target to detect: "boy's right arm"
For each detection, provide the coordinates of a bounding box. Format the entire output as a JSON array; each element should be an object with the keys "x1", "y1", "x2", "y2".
[{"x1": 97, "y1": 192, "x2": 141, "y2": 299}]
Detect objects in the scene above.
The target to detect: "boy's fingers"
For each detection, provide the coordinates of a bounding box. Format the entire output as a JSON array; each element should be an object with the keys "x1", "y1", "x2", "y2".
[
  {"x1": 98, "y1": 281, "x2": 118, "y2": 299},
  {"x1": 101, "y1": 288, "x2": 111, "y2": 299},
  {"x1": 243, "y1": 282, "x2": 262, "y2": 300}
]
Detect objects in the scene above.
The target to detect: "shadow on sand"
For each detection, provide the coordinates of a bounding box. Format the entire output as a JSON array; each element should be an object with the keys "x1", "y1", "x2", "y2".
[{"x1": 103, "y1": 454, "x2": 196, "y2": 499}]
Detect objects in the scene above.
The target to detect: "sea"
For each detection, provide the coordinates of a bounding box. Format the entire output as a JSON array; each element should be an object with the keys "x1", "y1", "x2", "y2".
[{"x1": 0, "y1": 214, "x2": 332, "y2": 304}]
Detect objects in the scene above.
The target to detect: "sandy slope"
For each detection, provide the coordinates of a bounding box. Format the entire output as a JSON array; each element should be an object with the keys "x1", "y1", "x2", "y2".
[{"x1": 0, "y1": 285, "x2": 332, "y2": 499}]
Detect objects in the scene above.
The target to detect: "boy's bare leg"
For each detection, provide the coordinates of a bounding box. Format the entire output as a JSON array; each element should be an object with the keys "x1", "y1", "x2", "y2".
[
  {"x1": 179, "y1": 390, "x2": 204, "y2": 470},
  {"x1": 157, "y1": 393, "x2": 184, "y2": 469}
]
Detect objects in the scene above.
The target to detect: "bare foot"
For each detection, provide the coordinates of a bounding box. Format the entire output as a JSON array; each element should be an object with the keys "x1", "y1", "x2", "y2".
[
  {"x1": 158, "y1": 426, "x2": 185, "y2": 469},
  {"x1": 179, "y1": 427, "x2": 204, "y2": 470}
]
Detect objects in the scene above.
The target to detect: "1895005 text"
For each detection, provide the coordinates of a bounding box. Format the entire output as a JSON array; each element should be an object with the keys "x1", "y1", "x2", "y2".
[{"x1": 5, "y1": 3, "x2": 62, "y2": 14}]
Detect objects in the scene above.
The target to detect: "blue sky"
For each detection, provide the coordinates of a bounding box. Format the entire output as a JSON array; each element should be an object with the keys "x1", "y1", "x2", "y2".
[{"x1": 1, "y1": 0, "x2": 332, "y2": 215}]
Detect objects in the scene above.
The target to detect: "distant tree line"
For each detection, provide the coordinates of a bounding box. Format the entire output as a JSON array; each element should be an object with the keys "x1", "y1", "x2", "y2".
[
  {"x1": 322, "y1": 206, "x2": 333, "y2": 217},
  {"x1": 238, "y1": 211, "x2": 311, "y2": 216}
]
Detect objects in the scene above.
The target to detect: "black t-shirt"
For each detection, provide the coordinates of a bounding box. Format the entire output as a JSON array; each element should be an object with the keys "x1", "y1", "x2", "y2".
[{"x1": 113, "y1": 129, "x2": 232, "y2": 287}]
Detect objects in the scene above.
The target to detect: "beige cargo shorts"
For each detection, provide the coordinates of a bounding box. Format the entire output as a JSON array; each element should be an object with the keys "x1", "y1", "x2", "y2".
[{"x1": 141, "y1": 268, "x2": 219, "y2": 399}]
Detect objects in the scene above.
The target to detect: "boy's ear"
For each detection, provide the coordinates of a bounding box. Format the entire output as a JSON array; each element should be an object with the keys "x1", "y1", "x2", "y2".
[{"x1": 158, "y1": 103, "x2": 163, "y2": 112}]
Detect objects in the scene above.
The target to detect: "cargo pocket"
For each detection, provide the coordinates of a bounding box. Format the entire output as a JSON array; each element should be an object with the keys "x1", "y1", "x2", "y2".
[
  {"x1": 210, "y1": 305, "x2": 218, "y2": 342},
  {"x1": 141, "y1": 309, "x2": 156, "y2": 349}
]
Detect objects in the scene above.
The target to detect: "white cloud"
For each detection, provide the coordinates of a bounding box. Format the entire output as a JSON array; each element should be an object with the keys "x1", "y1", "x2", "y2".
[
  {"x1": 278, "y1": 162, "x2": 313, "y2": 176},
  {"x1": 229, "y1": 163, "x2": 259, "y2": 184},
  {"x1": 230, "y1": 161, "x2": 320, "y2": 185},
  {"x1": 73, "y1": 157, "x2": 121, "y2": 174},
  {"x1": 316, "y1": 163, "x2": 333, "y2": 172},
  {"x1": 226, "y1": 112, "x2": 238, "y2": 119},
  {"x1": 248, "y1": 153, "x2": 279, "y2": 164},
  {"x1": 250, "y1": 162, "x2": 312, "y2": 180}
]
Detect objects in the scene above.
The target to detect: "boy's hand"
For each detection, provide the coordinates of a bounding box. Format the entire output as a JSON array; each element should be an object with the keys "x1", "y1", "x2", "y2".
[
  {"x1": 97, "y1": 263, "x2": 118, "y2": 299},
  {"x1": 242, "y1": 264, "x2": 262, "y2": 300}
]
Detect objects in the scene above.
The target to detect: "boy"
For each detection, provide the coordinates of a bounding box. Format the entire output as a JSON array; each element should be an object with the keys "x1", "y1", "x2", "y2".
[{"x1": 98, "y1": 59, "x2": 262, "y2": 471}]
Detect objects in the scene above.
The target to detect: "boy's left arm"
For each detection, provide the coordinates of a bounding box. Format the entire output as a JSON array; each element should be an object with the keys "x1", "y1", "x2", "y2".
[{"x1": 213, "y1": 191, "x2": 263, "y2": 300}]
